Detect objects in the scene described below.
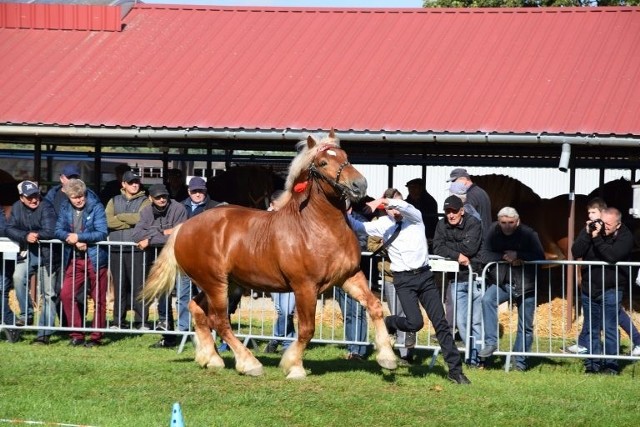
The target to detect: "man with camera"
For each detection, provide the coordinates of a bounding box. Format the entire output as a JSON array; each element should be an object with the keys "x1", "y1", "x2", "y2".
[{"x1": 570, "y1": 200, "x2": 638, "y2": 374}]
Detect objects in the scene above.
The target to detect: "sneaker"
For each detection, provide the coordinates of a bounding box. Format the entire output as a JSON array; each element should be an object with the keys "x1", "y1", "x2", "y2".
[
  {"x1": 69, "y1": 338, "x2": 85, "y2": 346},
  {"x1": 15, "y1": 317, "x2": 34, "y2": 327},
  {"x1": 631, "y1": 345, "x2": 640, "y2": 357},
  {"x1": 404, "y1": 332, "x2": 416, "y2": 348},
  {"x1": 4, "y1": 328, "x2": 21, "y2": 343},
  {"x1": 478, "y1": 344, "x2": 497, "y2": 358},
  {"x1": 155, "y1": 321, "x2": 169, "y2": 331},
  {"x1": 345, "y1": 352, "x2": 364, "y2": 361},
  {"x1": 109, "y1": 324, "x2": 120, "y2": 330},
  {"x1": 31, "y1": 336, "x2": 50, "y2": 345},
  {"x1": 566, "y1": 344, "x2": 588, "y2": 354},
  {"x1": 447, "y1": 372, "x2": 471, "y2": 385},
  {"x1": 150, "y1": 338, "x2": 176, "y2": 348},
  {"x1": 264, "y1": 341, "x2": 279, "y2": 354}
]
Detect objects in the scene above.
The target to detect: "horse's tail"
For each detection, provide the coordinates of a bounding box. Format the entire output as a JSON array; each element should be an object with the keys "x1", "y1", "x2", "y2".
[{"x1": 139, "y1": 223, "x2": 184, "y2": 302}]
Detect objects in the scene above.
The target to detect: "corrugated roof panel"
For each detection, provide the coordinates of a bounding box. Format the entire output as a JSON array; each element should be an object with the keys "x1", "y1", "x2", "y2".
[{"x1": 0, "y1": 6, "x2": 639, "y2": 135}]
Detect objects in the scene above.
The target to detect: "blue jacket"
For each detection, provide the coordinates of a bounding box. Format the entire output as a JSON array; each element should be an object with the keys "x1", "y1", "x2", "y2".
[{"x1": 54, "y1": 190, "x2": 108, "y2": 270}]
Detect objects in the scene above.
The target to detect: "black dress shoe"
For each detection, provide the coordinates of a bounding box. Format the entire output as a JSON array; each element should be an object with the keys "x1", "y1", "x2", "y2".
[
  {"x1": 31, "y1": 336, "x2": 50, "y2": 345},
  {"x1": 404, "y1": 332, "x2": 416, "y2": 348},
  {"x1": 447, "y1": 372, "x2": 471, "y2": 385},
  {"x1": 69, "y1": 338, "x2": 85, "y2": 346}
]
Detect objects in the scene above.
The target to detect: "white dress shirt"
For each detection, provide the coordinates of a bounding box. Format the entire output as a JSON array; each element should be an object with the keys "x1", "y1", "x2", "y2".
[{"x1": 349, "y1": 199, "x2": 429, "y2": 273}]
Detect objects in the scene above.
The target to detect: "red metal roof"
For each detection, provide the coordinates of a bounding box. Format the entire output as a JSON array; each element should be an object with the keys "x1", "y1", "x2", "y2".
[{"x1": 0, "y1": 5, "x2": 639, "y2": 136}]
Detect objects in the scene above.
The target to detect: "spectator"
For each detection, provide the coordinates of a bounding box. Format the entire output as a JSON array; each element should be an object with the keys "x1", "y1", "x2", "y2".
[
  {"x1": 567, "y1": 198, "x2": 640, "y2": 357},
  {"x1": 177, "y1": 176, "x2": 225, "y2": 334},
  {"x1": 165, "y1": 169, "x2": 189, "y2": 202},
  {"x1": 349, "y1": 195, "x2": 470, "y2": 384},
  {"x1": 99, "y1": 163, "x2": 131, "y2": 206},
  {"x1": 404, "y1": 178, "x2": 439, "y2": 241},
  {"x1": 432, "y1": 195, "x2": 484, "y2": 366},
  {"x1": 0, "y1": 209, "x2": 21, "y2": 343},
  {"x1": 367, "y1": 188, "x2": 414, "y2": 365},
  {"x1": 446, "y1": 168, "x2": 492, "y2": 237},
  {"x1": 55, "y1": 179, "x2": 108, "y2": 347},
  {"x1": 105, "y1": 170, "x2": 151, "y2": 329},
  {"x1": 571, "y1": 207, "x2": 634, "y2": 374},
  {"x1": 45, "y1": 164, "x2": 81, "y2": 216},
  {"x1": 132, "y1": 183, "x2": 187, "y2": 348},
  {"x1": 264, "y1": 190, "x2": 297, "y2": 354},
  {"x1": 336, "y1": 197, "x2": 376, "y2": 361},
  {"x1": 6, "y1": 180, "x2": 61, "y2": 345},
  {"x1": 479, "y1": 207, "x2": 544, "y2": 371},
  {"x1": 448, "y1": 181, "x2": 481, "y2": 222}
]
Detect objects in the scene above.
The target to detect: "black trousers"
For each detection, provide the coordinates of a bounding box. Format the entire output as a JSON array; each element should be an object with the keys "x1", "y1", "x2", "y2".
[{"x1": 386, "y1": 268, "x2": 462, "y2": 375}]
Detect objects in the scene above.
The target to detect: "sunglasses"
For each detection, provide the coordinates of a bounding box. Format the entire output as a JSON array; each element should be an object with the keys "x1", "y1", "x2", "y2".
[{"x1": 152, "y1": 195, "x2": 168, "y2": 200}]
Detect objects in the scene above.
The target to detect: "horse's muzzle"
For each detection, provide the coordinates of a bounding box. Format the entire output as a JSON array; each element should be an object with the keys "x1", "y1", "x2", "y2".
[{"x1": 346, "y1": 176, "x2": 368, "y2": 201}]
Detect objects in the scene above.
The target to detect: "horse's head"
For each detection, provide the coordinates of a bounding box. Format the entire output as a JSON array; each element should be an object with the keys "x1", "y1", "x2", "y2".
[{"x1": 283, "y1": 130, "x2": 367, "y2": 206}]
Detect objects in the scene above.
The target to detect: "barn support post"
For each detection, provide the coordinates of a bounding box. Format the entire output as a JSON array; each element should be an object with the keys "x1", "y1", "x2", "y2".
[
  {"x1": 94, "y1": 139, "x2": 102, "y2": 193},
  {"x1": 34, "y1": 139, "x2": 42, "y2": 185},
  {"x1": 566, "y1": 165, "x2": 576, "y2": 331}
]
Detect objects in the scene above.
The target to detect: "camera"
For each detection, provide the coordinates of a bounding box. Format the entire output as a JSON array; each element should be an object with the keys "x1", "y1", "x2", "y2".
[{"x1": 588, "y1": 219, "x2": 604, "y2": 233}]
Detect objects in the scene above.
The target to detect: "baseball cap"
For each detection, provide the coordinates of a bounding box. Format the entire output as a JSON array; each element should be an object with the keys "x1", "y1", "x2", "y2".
[
  {"x1": 148, "y1": 184, "x2": 169, "y2": 198},
  {"x1": 188, "y1": 176, "x2": 207, "y2": 191},
  {"x1": 449, "y1": 181, "x2": 468, "y2": 196},
  {"x1": 122, "y1": 171, "x2": 141, "y2": 183},
  {"x1": 443, "y1": 195, "x2": 463, "y2": 211},
  {"x1": 61, "y1": 164, "x2": 81, "y2": 178},
  {"x1": 18, "y1": 180, "x2": 40, "y2": 197},
  {"x1": 446, "y1": 168, "x2": 470, "y2": 182}
]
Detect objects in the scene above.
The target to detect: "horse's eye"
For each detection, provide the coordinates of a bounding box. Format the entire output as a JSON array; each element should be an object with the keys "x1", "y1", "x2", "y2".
[{"x1": 319, "y1": 160, "x2": 328, "y2": 167}]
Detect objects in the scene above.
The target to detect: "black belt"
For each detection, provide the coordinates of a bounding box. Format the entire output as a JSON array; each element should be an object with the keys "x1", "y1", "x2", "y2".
[{"x1": 395, "y1": 265, "x2": 430, "y2": 276}]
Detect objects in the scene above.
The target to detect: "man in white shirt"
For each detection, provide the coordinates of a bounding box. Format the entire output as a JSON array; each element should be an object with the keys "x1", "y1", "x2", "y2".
[{"x1": 349, "y1": 196, "x2": 470, "y2": 385}]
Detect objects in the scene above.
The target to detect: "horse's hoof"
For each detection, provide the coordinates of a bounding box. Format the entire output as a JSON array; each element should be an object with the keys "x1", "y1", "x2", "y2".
[
  {"x1": 377, "y1": 357, "x2": 398, "y2": 371},
  {"x1": 243, "y1": 366, "x2": 264, "y2": 377},
  {"x1": 286, "y1": 366, "x2": 307, "y2": 380},
  {"x1": 206, "y1": 358, "x2": 225, "y2": 370}
]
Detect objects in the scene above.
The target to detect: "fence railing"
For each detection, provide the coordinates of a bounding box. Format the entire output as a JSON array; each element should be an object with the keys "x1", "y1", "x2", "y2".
[{"x1": 1, "y1": 238, "x2": 639, "y2": 370}]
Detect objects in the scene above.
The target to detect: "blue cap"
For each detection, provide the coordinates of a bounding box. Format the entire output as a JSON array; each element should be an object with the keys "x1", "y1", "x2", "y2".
[{"x1": 61, "y1": 164, "x2": 81, "y2": 178}]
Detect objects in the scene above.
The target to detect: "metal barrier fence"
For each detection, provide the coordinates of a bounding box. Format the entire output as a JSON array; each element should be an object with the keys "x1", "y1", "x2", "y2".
[{"x1": 1, "y1": 238, "x2": 639, "y2": 370}]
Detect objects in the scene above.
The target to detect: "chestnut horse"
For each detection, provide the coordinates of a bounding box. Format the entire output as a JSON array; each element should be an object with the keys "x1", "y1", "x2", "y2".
[{"x1": 141, "y1": 132, "x2": 397, "y2": 379}]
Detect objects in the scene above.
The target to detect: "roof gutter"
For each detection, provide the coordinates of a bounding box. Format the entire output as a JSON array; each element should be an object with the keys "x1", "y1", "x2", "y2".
[{"x1": 1, "y1": 125, "x2": 639, "y2": 147}]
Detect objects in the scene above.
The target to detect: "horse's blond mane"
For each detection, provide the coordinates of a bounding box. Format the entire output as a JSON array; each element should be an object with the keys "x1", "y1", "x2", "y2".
[{"x1": 273, "y1": 133, "x2": 340, "y2": 209}]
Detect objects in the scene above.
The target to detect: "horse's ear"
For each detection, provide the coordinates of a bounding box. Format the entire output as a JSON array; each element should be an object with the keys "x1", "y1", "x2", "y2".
[
  {"x1": 307, "y1": 135, "x2": 317, "y2": 149},
  {"x1": 328, "y1": 128, "x2": 336, "y2": 139}
]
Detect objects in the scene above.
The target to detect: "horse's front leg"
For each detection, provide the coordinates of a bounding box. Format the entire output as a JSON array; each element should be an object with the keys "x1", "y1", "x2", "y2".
[
  {"x1": 342, "y1": 271, "x2": 397, "y2": 371},
  {"x1": 279, "y1": 285, "x2": 316, "y2": 379}
]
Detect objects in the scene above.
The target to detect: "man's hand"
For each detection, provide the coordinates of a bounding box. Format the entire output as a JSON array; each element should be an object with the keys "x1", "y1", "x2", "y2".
[
  {"x1": 457, "y1": 253, "x2": 470, "y2": 266},
  {"x1": 26, "y1": 232, "x2": 39, "y2": 244},
  {"x1": 66, "y1": 233, "x2": 79, "y2": 245},
  {"x1": 137, "y1": 239, "x2": 149, "y2": 250}
]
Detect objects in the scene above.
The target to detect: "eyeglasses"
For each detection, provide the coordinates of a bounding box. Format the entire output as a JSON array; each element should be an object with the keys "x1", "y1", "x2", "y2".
[{"x1": 152, "y1": 195, "x2": 168, "y2": 200}]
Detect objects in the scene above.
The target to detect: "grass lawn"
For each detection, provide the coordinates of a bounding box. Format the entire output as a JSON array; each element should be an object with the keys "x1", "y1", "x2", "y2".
[{"x1": 1, "y1": 332, "x2": 639, "y2": 427}]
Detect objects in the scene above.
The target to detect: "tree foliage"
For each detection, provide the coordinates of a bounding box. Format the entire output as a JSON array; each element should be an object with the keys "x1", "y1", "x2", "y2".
[{"x1": 423, "y1": 0, "x2": 640, "y2": 7}]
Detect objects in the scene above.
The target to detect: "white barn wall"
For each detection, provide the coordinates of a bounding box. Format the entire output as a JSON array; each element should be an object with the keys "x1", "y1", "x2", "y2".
[{"x1": 356, "y1": 164, "x2": 638, "y2": 214}]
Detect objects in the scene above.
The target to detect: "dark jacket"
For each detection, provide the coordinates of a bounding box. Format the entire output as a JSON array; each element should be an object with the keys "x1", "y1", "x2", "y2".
[
  {"x1": 54, "y1": 190, "x2": 108, "y2": 270},
  {"x1": 406, "y1": 190, "x2": 439, "y2": 240},
  {"x1": 131, "y1": 199, "x2": 187, "y2": 247},
  {"x1": 6, "y1": 198, "x2": 60, "y2": 267},
  {"x1": 571, "y1": 224, "x2": 633, "y2": 297},
  {"x1": 432, "y1": 214, "x2": 483, "y2": 282},
  {"x1": 466, "y1": 183, "x2": 492, "y2": 237},
  {"x1": 181, "y1": 195, "x2": 222, "y2": 219},
  {"x1": 483, "y1": 221, "x2": 544, "y2": 297}
]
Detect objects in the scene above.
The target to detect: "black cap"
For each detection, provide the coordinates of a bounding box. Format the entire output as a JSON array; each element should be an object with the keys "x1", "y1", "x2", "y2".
[
  {"x1": 446, "y1": 168, "x2": 470, "y2": 182},
  {"x1": 405, "y1": 178, "x2": 424, "y2": 187},
  {"x1": 122, "y1": 171, "x2": 140, "y2": 183},
  {"x1": 443, "y1": 195, "x2": 463, "y2": 211},
  {"x1": 148, "y1": 184, "x2": 169, "y2": 197}
]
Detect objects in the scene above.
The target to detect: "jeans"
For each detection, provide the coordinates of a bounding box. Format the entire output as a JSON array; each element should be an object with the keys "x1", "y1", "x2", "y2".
[
  {"x1": 270, "y1": 291, "x2": 296, "y2": 349},
  {"x1": 386, "y1": 268, "x2": 462, "y2": 375},
  {"x1": 451, "y1": 280, "x2": 483, "y2": 365},
  {"x1": 581, "y1": 288, "x2": 623, "y2": 371},
  {"x1": 176, "y1": 274, "x2": 198, "y2": 332},
  {"x1": 12, "y1": 260, "x2": 34, "y2": 323},
  {"x1": 578, "y1": 304, "x2": 640, "y2": 349},
  {"x1": 482, "y1": 284, "x2": 535, "y2": 370},
  {"x1": 335, "y1": 287, "x2": 368, "y2": 357}
]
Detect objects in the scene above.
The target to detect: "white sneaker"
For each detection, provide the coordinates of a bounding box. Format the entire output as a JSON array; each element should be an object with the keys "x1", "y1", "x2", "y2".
[
  {"x1": 631, "y1": 345, "x2": 640, "y2": 357},
  {"x1": 566, "y1": 344, "x2": 588, "y2": 354}
]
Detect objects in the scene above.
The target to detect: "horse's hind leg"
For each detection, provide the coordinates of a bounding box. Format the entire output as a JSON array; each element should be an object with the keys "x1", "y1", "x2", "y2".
[
  {"x1": 206, "y1": 287, "x2": 264, "y2": 377},
  {"x1": 190, "y1": 294, "x2": 224, "y2": 370},
  {"x1": 342, "y1": 272, "x2": 397, "y2": 371}
]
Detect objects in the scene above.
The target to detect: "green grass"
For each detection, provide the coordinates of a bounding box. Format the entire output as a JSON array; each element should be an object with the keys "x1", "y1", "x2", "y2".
[{"x1": 2, "y1": 333, "x2": 639, "y2": 427}]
